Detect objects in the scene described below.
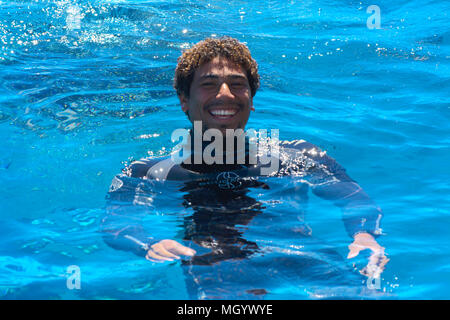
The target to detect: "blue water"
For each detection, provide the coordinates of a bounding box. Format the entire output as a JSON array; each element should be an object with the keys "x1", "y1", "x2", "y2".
[{"x1": 0, "y1": 0, "x2": 449, "y2": 299}]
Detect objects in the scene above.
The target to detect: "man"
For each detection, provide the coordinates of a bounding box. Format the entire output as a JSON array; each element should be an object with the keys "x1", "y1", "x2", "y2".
[{"x1": 101, "y1": 37, "x2": 388, "y2": 298}]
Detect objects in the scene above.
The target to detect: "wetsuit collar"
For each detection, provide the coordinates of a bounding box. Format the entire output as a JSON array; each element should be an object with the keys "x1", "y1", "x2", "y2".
[{"x1": 180, "y1": 129, "x2": 253, "y2": 173}]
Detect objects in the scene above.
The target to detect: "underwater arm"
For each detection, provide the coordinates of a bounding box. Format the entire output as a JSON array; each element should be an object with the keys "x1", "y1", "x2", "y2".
[
  {"x1": 102, "y1": 204, "x2": 195, "y2": 262},
  {"x1": 101, "y1": 173, "x2": 157, "y2": 258},
  {"x1": 292, "y1": 142, "x2": 388, "y2": 277},
  {"x1": 101, "y1": 163, "x2": 195, "y2": 261},
  {"x1": 291, "y1": 142, "x2": 383, "y2": 238}
]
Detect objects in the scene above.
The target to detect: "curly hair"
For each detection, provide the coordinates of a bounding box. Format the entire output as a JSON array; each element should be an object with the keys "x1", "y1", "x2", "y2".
[{"x1": 174, "y1": 37, "x2": 260, "y2": 98}]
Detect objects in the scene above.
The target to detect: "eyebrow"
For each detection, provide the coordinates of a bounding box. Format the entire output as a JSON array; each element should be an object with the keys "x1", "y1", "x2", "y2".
[{"x1": 199, "y1": 74, "x2": 248, "y2": 81}]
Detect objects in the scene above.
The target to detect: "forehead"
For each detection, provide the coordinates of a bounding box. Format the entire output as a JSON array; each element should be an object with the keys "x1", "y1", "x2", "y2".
[{"x1": 194, "y1": 56, "x2": 247, "y2": 79}]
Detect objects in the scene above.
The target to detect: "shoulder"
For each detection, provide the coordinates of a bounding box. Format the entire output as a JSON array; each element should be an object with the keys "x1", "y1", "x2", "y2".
[
  {"x1": 279, "y1": 139, "x2": 351, "y2": 178},
  {"x1": 124, "y1": 156, "x2": 171, "y2": 178},
  {"x1": 279, "y1": 139, "x2": 325, "y2": 157}
]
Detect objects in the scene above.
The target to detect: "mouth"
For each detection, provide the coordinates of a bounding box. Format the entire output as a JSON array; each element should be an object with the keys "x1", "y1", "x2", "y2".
[{"x1": 208, "y1": 108, "x2": 239, "y2": 120}]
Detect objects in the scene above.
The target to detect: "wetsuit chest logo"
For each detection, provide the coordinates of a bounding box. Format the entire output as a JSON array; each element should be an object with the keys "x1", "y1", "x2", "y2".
[{"x1": 216, "y1": 172, "x2": 242, "y2": 190}]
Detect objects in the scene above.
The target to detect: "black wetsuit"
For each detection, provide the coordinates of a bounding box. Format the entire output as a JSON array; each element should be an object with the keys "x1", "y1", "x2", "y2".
[{"x1": 101, "y1": 138, "x2": 383, "y2": 298}]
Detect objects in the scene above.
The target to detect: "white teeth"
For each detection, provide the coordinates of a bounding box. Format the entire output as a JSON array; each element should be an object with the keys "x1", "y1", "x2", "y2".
[{"x1": 210, "y1": 109, "x2": 237, "y2": 116}]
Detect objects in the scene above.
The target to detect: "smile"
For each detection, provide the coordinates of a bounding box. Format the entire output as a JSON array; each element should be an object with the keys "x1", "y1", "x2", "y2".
[{"x1": 208, "y1": 108, "x2": 238, "y2": 118}]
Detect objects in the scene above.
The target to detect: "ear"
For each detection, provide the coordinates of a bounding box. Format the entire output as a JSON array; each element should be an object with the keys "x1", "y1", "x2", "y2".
[
  {"x1": 178, "y1": 93, "x2": 189, "y2": 112},
  {"x1": 250, "y1": 98, "x2": 255, "y2": 111}
]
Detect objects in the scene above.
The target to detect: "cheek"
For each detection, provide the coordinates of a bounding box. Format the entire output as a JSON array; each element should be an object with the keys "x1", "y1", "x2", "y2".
[
  {"x1": 189, "y1": 101, "x2": 206, "y2": 119},
  {"x1": 190, "y1": 94, "x2": 207, "y2": 110}
]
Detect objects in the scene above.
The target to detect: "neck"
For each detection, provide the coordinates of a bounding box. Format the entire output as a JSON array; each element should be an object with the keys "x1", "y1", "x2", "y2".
[{"x1": 181, "y1": 128, "x2": 252, "y2": 171}]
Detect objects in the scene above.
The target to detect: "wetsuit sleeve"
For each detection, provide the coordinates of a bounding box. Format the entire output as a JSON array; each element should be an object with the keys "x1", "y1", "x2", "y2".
[
  {"x1": 101, "y1": 160, "x2": 160, "y2": 257},
  {"x1": 282, "y1": 140, "x2": 383, "y2": 238},
  {"x1": 101, "y1": 215, "x2": 155, "y2": 257}
]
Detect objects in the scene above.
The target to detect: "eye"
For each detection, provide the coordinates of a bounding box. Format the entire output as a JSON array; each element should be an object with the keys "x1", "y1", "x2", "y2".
[
  {"x1": 231, "y1": 82, "x2": 246, "y2": 89},
  {"x1": 201, "y1": 82, "x2": 216, "y2": 87}
]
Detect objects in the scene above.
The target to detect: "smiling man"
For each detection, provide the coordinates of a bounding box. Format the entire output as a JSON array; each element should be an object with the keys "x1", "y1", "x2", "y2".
[{"x1": 101, "y1": 37, "x2": 389, "y2": 298}]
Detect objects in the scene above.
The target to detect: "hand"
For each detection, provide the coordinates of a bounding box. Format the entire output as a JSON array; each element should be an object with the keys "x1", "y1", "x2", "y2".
[
  {"x1": 145, "y1": 239, "x2": 196, "y2": 263},
  {"x1": 347, "y1": 232, "x2": 389, "y2": 279}
]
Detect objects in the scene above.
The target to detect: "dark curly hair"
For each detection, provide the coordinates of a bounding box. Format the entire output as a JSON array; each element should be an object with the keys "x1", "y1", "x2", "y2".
[{"x1": 174, "y1": 37, "x2": 260, "y2": 99}]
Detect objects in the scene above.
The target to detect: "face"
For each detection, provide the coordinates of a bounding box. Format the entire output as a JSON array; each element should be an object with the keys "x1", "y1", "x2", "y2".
[{"x1": 178, "y1": 56, "x2": 254, "y2": 133}]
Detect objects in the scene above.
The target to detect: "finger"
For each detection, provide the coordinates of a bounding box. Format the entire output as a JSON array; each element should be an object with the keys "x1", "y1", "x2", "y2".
[
  {"x1": 170, "y1": 243, "x2": 196, "y2": 256},
  {"x1": 347, "y1": 248, "x2": 359, "y2": 259},
  {"x1": 347, "y1": 243, "x2": 363, "y2": 259},
  {"x1": 145, "y1": 251, "x2": 164, "y2": 263},
  {"x1": 361, "y1": 252, "x2": 390, "y2": 278},
  {"x1": 145, "y1": 255, "x2": 164, "y2": 263},
  {"x1": 160, "y1": 240, "x2": 196, "y2": 256},
  {"x1": 371, "y1": 253, "x2": 390, "y2": 277},
  {"x1": 151, "y1": 243, "x2": 181, "y2": 259},
  {"x1": 360, "y1": 263, "x2": 382, "y2": 278},
  {"x1": 146, "y1": 249, "x2": 174, "y2": 262}
]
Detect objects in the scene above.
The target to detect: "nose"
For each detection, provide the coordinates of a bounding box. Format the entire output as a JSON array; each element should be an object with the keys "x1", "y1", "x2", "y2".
[{"x1": 216, "y1": 82, "x2": 234, "y2": 99}]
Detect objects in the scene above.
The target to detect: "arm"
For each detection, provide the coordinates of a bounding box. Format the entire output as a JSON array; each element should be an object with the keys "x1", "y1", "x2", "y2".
[
  {"x1": 308, "y1": 145, "x2": 389, "y2": 278},
  {"x1": 283, "y1": 141, "x2": 383, "y2": 238},
  {"x1": 310, "y1": 169, "x2": 383, "y2": 239},
  {"x1": 101, "y1": 172, "x2": 158, "y2": 257},
  {"x1": 101, "y1": 162, "x2": 195, "y2": 261},
  {"x1": 283, "y1": 140, "x2": 388, "y2": 278}
]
